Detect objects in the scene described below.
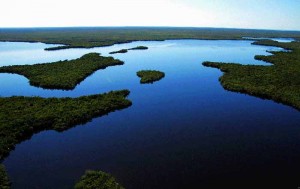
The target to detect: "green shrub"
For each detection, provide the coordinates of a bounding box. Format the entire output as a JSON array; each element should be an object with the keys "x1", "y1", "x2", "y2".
[{"x1": 74, "y1": 170, "x2": 124, "y2": 189}]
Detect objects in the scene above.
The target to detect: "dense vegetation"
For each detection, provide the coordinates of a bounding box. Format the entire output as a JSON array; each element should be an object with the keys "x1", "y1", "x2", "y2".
[
  {"x1": 128, "y1": 46, "x2": 148, "y2": 50},
  {"x1": 203, "y1": 40, "x2": 300, "y2": 110},
  {"x1": 0, "y1": 27, "x2": 299, "y2": 50},
  {"x1": 0, "y1": 165, "x2": 10, "y2": 189},
  {"x1": 0, "y1": 90, "x2": 131, "y2": 187},
  {"x1": 0, "y1": 53, "x2": 123, "y2": 90},
  {"x1": 0, "y1": 90, "x2": 131, "y2": 160},
  {"x1": 109, "y1": 49, "x2": 128, "y2": 54},
  {"x1": 74, "y1": 170, "x2": 124, "y2": 189},
  {"x1": 137, "y1": 70, "x2": 165, "y2": 84}
]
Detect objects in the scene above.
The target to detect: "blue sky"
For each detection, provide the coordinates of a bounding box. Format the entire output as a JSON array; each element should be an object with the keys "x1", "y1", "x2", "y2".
[{"x1": 0, "y1": 0, "x2": 299, "y2": 30}]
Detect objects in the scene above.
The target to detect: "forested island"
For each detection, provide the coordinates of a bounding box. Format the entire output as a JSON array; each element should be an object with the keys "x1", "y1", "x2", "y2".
[
  {"x1": 109, "y1": 49, "x2": 128, "y2": 54},
  {"x1": 0, "y1": 53, "x2": 123, "y2": 90},
  {"x1": 74, "y1": 170, "x2": 124, "y2": 189},
  {"x1": 137, "y1": 70, "x2": 165, "y2": 83},
  {"x1": 109, "y1": 46, "x2": 148, "y2": 54},
  {"x1": 203, "y1": 40, "x2": 300, "y2": 110},
  {"x1": 128, "y1": 46, "x2": 148, "y2": 50}
]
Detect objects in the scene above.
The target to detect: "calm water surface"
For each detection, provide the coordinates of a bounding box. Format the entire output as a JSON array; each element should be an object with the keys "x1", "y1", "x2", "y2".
[{"x1": 1, "y1": 39, "x2": 299, "y2": 188}]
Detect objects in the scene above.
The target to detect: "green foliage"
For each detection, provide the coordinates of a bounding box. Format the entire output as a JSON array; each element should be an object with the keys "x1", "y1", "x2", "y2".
[
  {"x1": 0, "y1": 27, "x2": 299, "y2": 50},
  {"x1": 128, "y1": 46, "x2": 148, "y2": 50},
  {"x1": 0, "y1": 53, "x2": 123, "y2": 90},
  {"x1": 109, "y1": 49, "x2": 128, "y2": 54},
  {"x1": 109, "y1": 46, "x2": 149, "y2": 54},
  {"x1": 0, "y1": 165, "x2": 10, "y2": 189},
  {"x1": 74, "y1": 170, "x2": 124, "y2": 189},
  {"x1": 45, "y1": 45, "x2": 86, "y2": 51},
  {"x1": 203, "y1": 40, "x2": 300, "y2": 110},
  {"x1": 0, "y1": 90, "x2": 132, "y2": 159},
  {"x1": 137, "y1": 70, "x2": 165, "y2": 84}
]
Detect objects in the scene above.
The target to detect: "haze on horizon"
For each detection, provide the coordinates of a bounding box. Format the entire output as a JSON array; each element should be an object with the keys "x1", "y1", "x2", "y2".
[{"x1": 1, "y1": 0, "x2": 299, "y2": 31}]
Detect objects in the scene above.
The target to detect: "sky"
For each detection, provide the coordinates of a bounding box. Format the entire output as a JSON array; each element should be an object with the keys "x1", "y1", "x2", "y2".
[{"x1": 1, "y1": 0, "x2": 299, "y2": 30}]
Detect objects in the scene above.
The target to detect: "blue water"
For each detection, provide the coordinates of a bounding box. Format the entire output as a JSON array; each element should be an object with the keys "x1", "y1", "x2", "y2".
[
  {"x1": 242, "y1": 37, "x2": 295, "y2": 43},
  {"x1": 0, "y1": 40, "x2": 282, "y2": 98},
  {"x1": 1, "y1": 40, "x2": 299, "y2": 188}
]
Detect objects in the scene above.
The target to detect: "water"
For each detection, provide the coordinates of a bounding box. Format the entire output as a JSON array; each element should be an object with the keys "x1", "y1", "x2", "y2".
[
  {"x1": 242, "y1": 37, "x2": 295, "y2": 43},
  {"x1": 0, "y1": 40, "x2": 282, "y2": 98},
  {"x1": 1, "y1": 40, "x2": 299, "y2": 188}
]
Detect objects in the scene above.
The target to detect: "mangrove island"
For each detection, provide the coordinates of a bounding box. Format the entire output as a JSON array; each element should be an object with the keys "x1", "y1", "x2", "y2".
[
  {"x1": 109, "y1": 46, "x2": 148, "y2": 54},
  {"x1": 128, "y1": 46, "x2": 148, "y2": 50},
  {"x1": 137, "y1": 70, "x2": 165, "y2": 84},
  {"x1": 109, "y1": 49, "x2": 128, "y2": 54},
  {"x1": 0, "y1": 53, "x2": 124, "y2": 90},
  {"x1": 74, "y1": 170, "x2": 124, "y2": 189}
]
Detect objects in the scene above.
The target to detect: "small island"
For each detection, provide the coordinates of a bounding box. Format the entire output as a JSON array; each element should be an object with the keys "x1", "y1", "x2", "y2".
[
  {"x1": 109, "y1": 46, "x2": 148, "y2": 54},
  {"x1": 45, "y1": 45, "x2": 85, "y2": 51},
  {"x1": 74, "y1": 170, "x2": 124, "y2": 189},
  {"x1": 137, "y1": 70, "x2": 165, "y2": 84},
  {"x1": 109, "y1": 49, "x2": 128, "y2": 54},
  {"x1": 128, "y1": 46, "x2": 148, "y2": 50},
  {"x1": 0, "y1": 53, "x2": 124, "y2": 90}
]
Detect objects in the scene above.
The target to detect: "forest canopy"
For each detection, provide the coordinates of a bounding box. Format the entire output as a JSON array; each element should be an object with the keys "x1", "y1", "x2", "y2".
[{"x1": 0, "y1": 53, "x2": 124, "y2": 90}]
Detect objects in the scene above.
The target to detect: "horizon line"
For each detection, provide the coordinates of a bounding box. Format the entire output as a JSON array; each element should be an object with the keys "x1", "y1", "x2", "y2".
[{"x1": 0, "y1": 26, "x2": 299, "y2": 32}]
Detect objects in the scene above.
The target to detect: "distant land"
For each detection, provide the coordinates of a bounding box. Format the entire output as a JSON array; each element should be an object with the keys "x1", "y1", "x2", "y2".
[{"x1": 0, "y1": 27, "x2": 299, "y2": 50}]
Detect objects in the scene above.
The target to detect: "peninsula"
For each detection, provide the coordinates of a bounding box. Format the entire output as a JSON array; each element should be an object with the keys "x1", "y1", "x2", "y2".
[
  {"x1": 0, "y1": 53, "x2": 124, "y2": 90},
  {"x1": 203, "y1": 40, "x2": 300, "y2": 110}
]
